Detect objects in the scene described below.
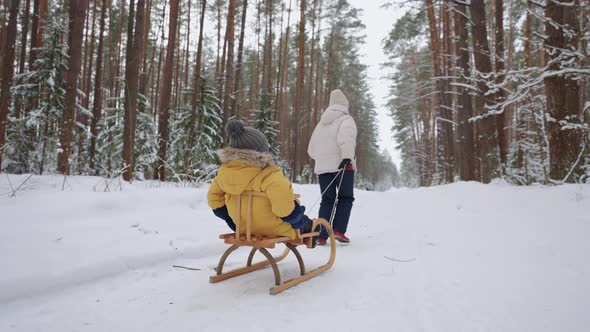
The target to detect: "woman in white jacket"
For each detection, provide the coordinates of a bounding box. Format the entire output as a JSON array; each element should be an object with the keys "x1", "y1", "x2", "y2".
[{"x1": 307, "y1": 89, "x2": 357, "y2": 245}]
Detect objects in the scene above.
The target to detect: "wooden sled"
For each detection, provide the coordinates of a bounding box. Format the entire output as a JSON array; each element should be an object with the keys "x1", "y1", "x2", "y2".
[{"x1": 210, "y1": 191, "x2": 336, "y2": 295}]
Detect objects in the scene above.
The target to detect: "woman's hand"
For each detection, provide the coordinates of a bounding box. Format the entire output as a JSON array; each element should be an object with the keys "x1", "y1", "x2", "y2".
[{"x1": 338, "y1": 159, "x2": 351, "y2": 169}]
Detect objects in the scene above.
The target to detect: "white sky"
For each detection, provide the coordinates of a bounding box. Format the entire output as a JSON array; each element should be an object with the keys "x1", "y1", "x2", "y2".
[{"x1": 346, "y1": 0, "x2": 404, "y2": 166}]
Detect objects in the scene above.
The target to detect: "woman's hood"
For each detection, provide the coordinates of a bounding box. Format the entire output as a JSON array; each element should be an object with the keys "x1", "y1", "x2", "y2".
[{"x1": 320, "y1": 89, "x2": 350, "y2": 125}]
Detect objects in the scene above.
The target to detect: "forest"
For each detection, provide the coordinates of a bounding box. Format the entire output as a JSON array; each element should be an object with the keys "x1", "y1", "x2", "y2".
[
  {"x1": 0, "y1": 0, "x2": 396, "y2": 190},
  {"x1": 385, "y1": 0, "x2": 590, "y2": 186},
  {"x1": 0, "y1": 0, "x2": 589, "y2": 188}
]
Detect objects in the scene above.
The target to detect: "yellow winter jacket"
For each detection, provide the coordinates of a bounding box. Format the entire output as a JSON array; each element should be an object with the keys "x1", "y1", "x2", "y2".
[{"x1": 207, "y1": 147, "x2": 297, "y2": 239}]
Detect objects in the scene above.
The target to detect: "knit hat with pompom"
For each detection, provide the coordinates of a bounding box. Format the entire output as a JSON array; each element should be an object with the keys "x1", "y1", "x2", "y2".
[{"x1": 225, "y1": 118, "x2": 271, "y2": 153}]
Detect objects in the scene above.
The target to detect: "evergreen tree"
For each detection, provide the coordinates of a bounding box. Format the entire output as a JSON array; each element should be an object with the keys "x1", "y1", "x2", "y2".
[
  {"x1": 5, "y1": 12, "x2": 68, "y2": 174},
  {"x1": 253, "y1": 90, "x2": 279, "y2": 154}
]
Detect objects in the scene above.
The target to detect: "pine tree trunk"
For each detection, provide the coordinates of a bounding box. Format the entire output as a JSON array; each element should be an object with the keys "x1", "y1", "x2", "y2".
[
  {"x1": 18, "y1": 0, "x2": 31, "y2": 77},
  {"x1": 14, "y1": 0, "x2": 31, "y2": 119},
  {"x1": 188, "y1": 0, "x2": 207, "y2": 147},
  {"x1": 424, "y1": 0, "x2": 441, "y2": 184},
  {"x1": 26, "y1": 0, "x2": 47, "y2": 116},
  {"x1": 312, "y1": 0, "x2": 322, "y2": 131},
  {"x1": 112, "y1": 0, "x2": 126, "y2": 110},
  {"x1": 81, "y1": 2, "x2": 91, "y2": 107},
  {"x1": 29, "y1": 0, "x2": 39, "y2": 71},
  {"x1": 223, "y1": 0, "x2": 237, "y2": 125},
  {"x1": 494, "y1": 0, "x2": 508, "y2": 173},
  {"x1": 455, "y1": 0, "x2": 475, "y2": 181},
  {"x1": 152, "y1": 0, "x2": 167, "y2": 121},
  {"x1": 274, "y1": 3, "x2": 285, "y2": 119},
  {"x1": 470, "y1": 0, "x2": 499, "y2": 183},
  {"x1": 188, "y1": 0, "x2": 207, "y2": 146},
  {"x1": 278, "y1": 0, "x2": 291, "y2": 158},
  {"x1": 426, "y1": 0, "x2": 454, "y2": 183},
  {"x1": 266, "y1": 0, "x2": 273, "y2": 105},
  {"x1": 157, "y1": 0, "x2": 179, "y2": 181},
  {"x1": 183, "y1": 0, "x2": 191, "y2": 92},
  {"x1": 305, "y1": 0, "x2": 318, "y2": 163},
  {"x1": 219, "y1": 25, "x2": 228, "y2": 96},
  {"x1": 441, "y1": 0, "x2": 454, "y2": 182},
  {"x1": 84, "y1": 2, "x2": 98, "y2": 110},
  {"x1": 323, "y1": 27, "x2": 334, "y2": 109},
  {"x1": 0, "y1": 0, "x2": 21, "y2": 170},
  {"x1": 57, "y1": 0, "x2": 89, "y2": 175},
  {"x1": 122, "y1": 0, "x2": 146, "y2": 181},
  {"x1": 106, "y1": 0, "x2": 115, "y2": 106},
  {"x1": 173, "y1": 24, "x2": 181, "y2": 111},
  {"x1": 251, "y1": 0, "x2": 262, "y2": 120},
  {"x1": 139, "y1": 0, "x2": 152, "y2": 96},
  {"x1": 544, "y1": 0, "x2": 582, "y2": 181},
  {"x1": 232, "y1": 0, "x2": 248, "y2": 116},
  {"x1": 215, "y1": 1, "x2": 222, "y2": 80},
  {"x1": 292, "y1": 0, "x2": 305, "y2": 181},
  {"x1": 89, "y1": 0, "x2": 108, "y2": 174},
  {"x1": 77, "y1": 0, "x2": 98, "y2": 174},
  {"x1": 505, "y1": 0, "x2": 515, "y2": 149}
]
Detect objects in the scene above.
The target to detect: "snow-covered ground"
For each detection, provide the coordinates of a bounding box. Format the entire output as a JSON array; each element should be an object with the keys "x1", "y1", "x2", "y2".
[{"x1": 0, "y1": 174, "x2": 589, "y2": 332}]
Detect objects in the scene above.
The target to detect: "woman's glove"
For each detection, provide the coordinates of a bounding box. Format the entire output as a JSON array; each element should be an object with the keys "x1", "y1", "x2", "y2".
[{"x1": 338, "y1": 158, "x2": 351, "y2": 169}]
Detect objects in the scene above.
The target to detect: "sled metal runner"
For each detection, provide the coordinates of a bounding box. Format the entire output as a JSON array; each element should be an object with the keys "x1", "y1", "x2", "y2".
[{"x1": 210, "y1": 191, "x2": 336, "y2": 295}]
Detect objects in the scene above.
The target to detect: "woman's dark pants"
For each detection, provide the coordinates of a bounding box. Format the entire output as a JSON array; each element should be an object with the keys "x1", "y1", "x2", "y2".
[{"x1": 318, "y1": 170, "x2": 355, "y2": 239}]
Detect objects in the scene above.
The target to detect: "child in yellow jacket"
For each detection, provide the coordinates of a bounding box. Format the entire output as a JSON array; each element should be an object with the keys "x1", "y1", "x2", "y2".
[{"x1": 207, "y1": 119, "x2": 315, "y2": 241}]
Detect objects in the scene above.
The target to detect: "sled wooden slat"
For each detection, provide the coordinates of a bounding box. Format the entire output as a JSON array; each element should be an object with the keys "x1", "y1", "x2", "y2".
[
  {"x1": 211, "y1": 191, "x2": 336, "y2": 295},
  {"x1": 246, "y1": 195, "x2": 253, "y2": 241},
  {"x1": 235, "y1": 196, "x2": 241, "y2": 240},
  {"x1": 223, "y1": 236, "x2": 291, "y2": 249}
]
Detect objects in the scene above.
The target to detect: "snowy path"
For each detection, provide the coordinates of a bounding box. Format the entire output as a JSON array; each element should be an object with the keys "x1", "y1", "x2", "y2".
[{"x1": 1, "y1": 175, "x2": 589, "y2": 331}]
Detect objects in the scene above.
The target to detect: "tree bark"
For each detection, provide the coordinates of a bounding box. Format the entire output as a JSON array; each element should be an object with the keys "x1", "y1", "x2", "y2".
[
  {"x1": 494, "y1": 0, "x2": 508, "y2": 172},
  {"x1": 0, "y1": 0, "x2": 21, "y2": 169},
  {"x1": 14, "y1": 0, "x2": 31, "y2": 119},
  {"x1": 89, "y1": 0, "x2": 108, "y2": 174},
  {"x1": 251, "y1": 0, "x2": 262, "y2": 120},
  {"x1": 455, "y1": 0, "x2": 475, "y2": 181},
  {"x1": 232, "y1": 0, "x2": 248, "y2": 116},
  {"x1": 312, "y1": 0, "x2": 322, "y2": 131},
  {"x1": 122, "y1": 0, "x2": 146, "y2": 181},
  {"x1": 425, "y1": 0, "x2": 454, "y2": 182},
  {"x1": 544, "y1": 0, "x2": 582, "y2": 181},
  {"x1": 470, "y1": 0, "x2": 498, "y2": 183},
  {"x1": 26, "y1": 0, "x2": 47, "y2": 116},
  {"x1": 266, "y1": 0, "x2": 273, "y2": 105},
  {"x1": 157, "y1": 0, "x2": 180, "y2": 181},
  {"x1": 223, "y1": 0, "x2": 237, "y2": 126},
  {"x1": 215, "y1": 0, "x2": 223, "y2": 80},
  {"x1": 441, "y1": 0, "x2": 454, "y2": 182},
  {"x1": 84, "y1": 1, "x2": 98, "y2": 110},
  {"x1": 188, "y1": 0, "x2": 207, "y2": 147},
  {"x1": 139, "y1": 0, "x2": 153, "y2": 97},
  {"x1": 292, "y1": 0, "x2": 305, "y2": 181},
  {"x1": 305, "y1": 0, "x2": 318, "y2": 161},
  {"x1": 57, "y1": 0, "x2": 89, "y2": 175},
  {"x1": 183, "y1": 0, "x2": 191, "y2": 91},
  {"x1": 278, "y1": 0, "x2": 291, "y2": 158},
  {"x1": 18, "y1": 0, "x2": 31, "y2": 77}
]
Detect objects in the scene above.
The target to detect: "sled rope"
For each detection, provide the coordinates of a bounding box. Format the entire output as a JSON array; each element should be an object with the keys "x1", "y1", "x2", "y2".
[
  {"x1": 328, "y1": 167, "x2": 347, "y2": 226},
  {"x1": 308, "y1": 167, "x2": 345, "y2": 214}
]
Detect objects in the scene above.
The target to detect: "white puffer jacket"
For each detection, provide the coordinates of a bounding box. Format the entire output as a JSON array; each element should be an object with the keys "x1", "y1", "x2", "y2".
[{"x1": 307, "y1": 89, "x2": 357, "y2": 174}]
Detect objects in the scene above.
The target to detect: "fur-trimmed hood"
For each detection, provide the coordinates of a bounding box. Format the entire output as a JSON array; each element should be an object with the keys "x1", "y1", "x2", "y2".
[{"x1": 217, "y1": 147, "x2": 276, "y2": 168}]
